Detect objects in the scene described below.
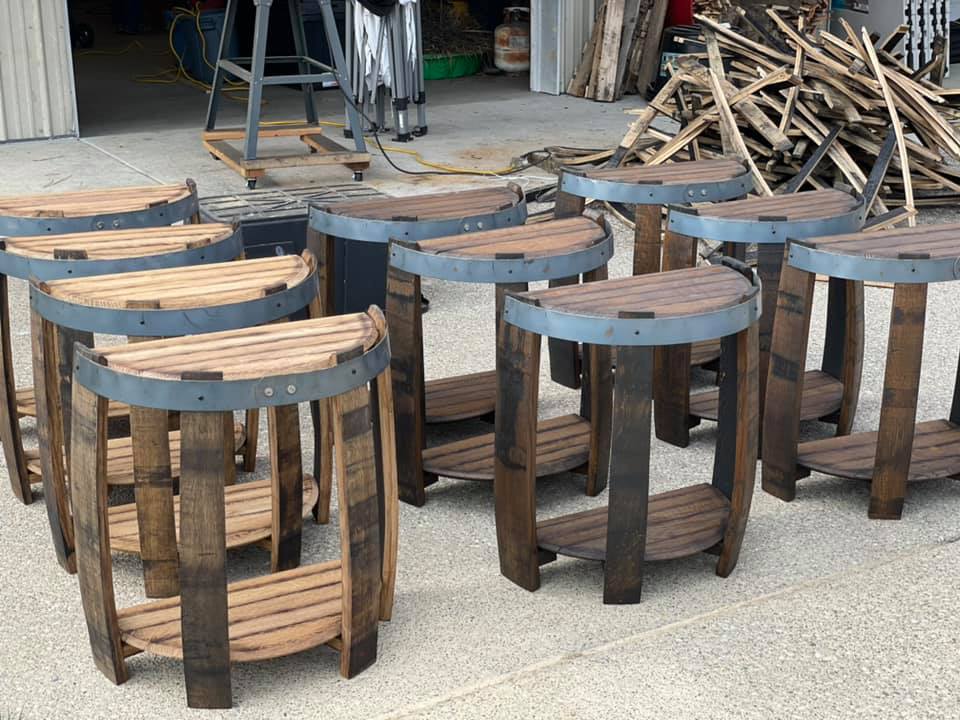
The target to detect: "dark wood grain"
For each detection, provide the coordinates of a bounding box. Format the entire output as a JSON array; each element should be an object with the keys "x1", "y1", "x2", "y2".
[
  {"x1": 385, "y1": 265, "x2": 428, "y2": 506},
  {"x1": 633, "y1": 204, "x2": 663, "y2": 276},
  {"x1": 332, "y1": 384, "x2": 382, "y2": 678},
  {"x1": 870, "y1": 282, "x2": 927, "y2": 519},
  {"x1": 71, "y1": 382, "x2": 128, "y2": 684},
  {"x1": 268, "y1": 404, "x2": 304, "y2": 572},
  {"x1": 494, "y1": 318, "x2": 542, "y2": 592},
  {"x1": 761, "y1": 263, "x2": 816, "y2": 501},
  {"x1": 603, "y1": 345, "x2": 653, "y2": 604},
  {"x1": 0, "y1": 276, "x2": 30, "y2": 502},
  {"x1": 178, "y1": 411, "x2": 231, "y2": 709}
]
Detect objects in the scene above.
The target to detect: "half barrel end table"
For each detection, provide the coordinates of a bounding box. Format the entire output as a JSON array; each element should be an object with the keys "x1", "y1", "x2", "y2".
[
  {"x1": 495, "y1": 261, "x2": 760, "y2": 603},
  {"x1": 763, "y1": 223, "x2": 960, "y2": 519},
  {"x1": 386, "y1": 215, "x2": 614, "y2": 506},
  {"x1": 665, "y1": 188, "x2": 866, "y2": 448}
]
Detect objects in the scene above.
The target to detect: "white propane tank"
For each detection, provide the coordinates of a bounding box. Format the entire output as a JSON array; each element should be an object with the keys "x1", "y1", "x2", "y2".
[{"x1": 494, "y1": 7, "x2": 531, "y2": 72}]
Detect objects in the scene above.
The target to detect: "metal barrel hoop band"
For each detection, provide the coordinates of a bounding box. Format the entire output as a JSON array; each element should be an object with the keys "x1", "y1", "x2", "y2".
[
  {"x1": 30, "y1": 264, "x2": 319, "y2": 337},
  {"x1": 0, "y1": 189, "x2": 200, "y2": 237},
  {"x1": 73, "y1": 331, "x2": 391, "y2": 413},
  {"x1": 503, "y1": 267, "x2": 761, "y2": 347},
  {"x1": 667, "y1": 196, "x2": 866, "y2": 244},
  {"x1": 0, "y1": 228, "x2": 243, "y2": 282},
  {"x1": 559, "y1": 166, "x2": 753, "y2": 205},
  {"x1": 788, "y1": 240, "x2": 960, "y2": 285},
  {"x1": 387, "y1": 217, "x2": 615, "y2": 283}
]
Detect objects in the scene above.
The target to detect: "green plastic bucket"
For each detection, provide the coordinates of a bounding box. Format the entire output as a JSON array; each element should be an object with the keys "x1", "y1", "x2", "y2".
[{"x1": 423, "y1": 53, "x2": 482, "y2": 80}]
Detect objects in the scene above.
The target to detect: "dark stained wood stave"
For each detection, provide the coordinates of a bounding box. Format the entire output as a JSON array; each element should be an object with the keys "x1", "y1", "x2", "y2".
[
  {"x1": 691, "y1": 339, "x2": 722, "y2": 366},
  {"x1": 268, "y1": 405, "x2": 304, "y2": 573},
  {"x1": 424, "y1": 414, "x2": 590, "y2": 481},
  {"x1": 798, "y1": 419, "x2": 960, "y2": 482},
  {"x1": 691, "y1": 369, "x2": 842, "y2": 422},
  {"x1": 538, "y1": 484, "x2": 731, "y2": 563},
  {"x1": 633, "y1": 204, "x2": 663, "y2": 276}
]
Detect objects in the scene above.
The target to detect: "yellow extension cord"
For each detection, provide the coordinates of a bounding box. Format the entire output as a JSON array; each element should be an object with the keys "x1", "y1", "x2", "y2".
[{"x1": 79, "y1": 3, "x2": 522, "y2": 177}]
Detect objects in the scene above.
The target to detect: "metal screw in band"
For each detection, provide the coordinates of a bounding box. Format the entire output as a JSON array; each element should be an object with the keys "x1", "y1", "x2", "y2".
[{"x1": 264, "y1": 388, "x2": 274, "y2": 397}]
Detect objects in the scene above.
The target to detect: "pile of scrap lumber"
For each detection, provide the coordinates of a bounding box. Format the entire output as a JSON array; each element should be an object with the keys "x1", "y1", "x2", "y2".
[
  {"x1": 603, "y1": 9, "x2": 960, "y2": 221},
  {"x1": 567, "y1": 0, "x2": 670, "y2": 101}
]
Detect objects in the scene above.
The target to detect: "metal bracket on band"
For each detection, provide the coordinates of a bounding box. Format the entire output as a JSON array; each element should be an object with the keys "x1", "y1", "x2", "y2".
[
  {"x1": 667, "y1": 198, "x2": 865, "y2": 244},
  {"x1": 788, "y1": 242, "x2": 960, "y2": 284},
  {"x1": 559, "y1": 167, "x2": 753, "y2": 205},
  {"x1": 307, "y1": 200, "x2": 528, "y2": 244},
  {"x1": 0, "y1": 230, "x2": 242, "y2": 281},
  {"x1": 0, "y1": 190, "x2": 200, "y2": 236},
  {"x1": 31, "y1": 269, "x2": 318, "y2": 336},
  {"x1": 73, "y1": 332, "x2": 391, "y2": 412},
  {"x1": 503, "y1": 276, "x2": 761, "y2": 347},
  {"x1": 388, "y1": 227, "x2": 614, "y2": 283}
]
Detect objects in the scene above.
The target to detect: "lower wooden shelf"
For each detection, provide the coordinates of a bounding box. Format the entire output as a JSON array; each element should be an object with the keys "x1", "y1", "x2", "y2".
[
  {"x1": 537, "y1": 483, "x2": 730, "y2": 562},
  {"x1": 25, "y1": 424, "x2": 246, "y2": 486},
  {"x1": 690, "y1": 369, "x2": 843, "y2": 422},
  {"x1": 797, "y1": 419, "x2": 960, "y2": 481},
  {"x1": 424, "y1": 370, "x2": 496, "y2": 423},
  {"x1": 119, "y1": 559, "x2": 343, "y2": 662},
  {"x1": 422, "y1": 414, "x2": 591, "y2": 481},
  {"x1": 108, "y1": 476, "x2": 319, "y2": 554},
  {"x1": 16, "y1": 386, "x2": 127, "y2": 419}
]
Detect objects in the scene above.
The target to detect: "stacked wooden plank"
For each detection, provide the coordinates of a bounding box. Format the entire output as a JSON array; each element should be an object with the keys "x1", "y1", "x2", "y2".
[
  {"x1": 567, "y1": 0, "x2": 670, "y2": 101},
  {"x1": 604, "y1": 9, "x2": 960, "y2": 215}
]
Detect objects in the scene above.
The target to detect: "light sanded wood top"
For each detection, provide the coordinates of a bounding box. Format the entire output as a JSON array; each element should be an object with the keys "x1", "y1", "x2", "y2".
[
  {"x1": 415, "y1": 216, "x2": 606, "y2": 258},
  {"x1": 322, "y1": 186, "x2": 521, "y2": 221},
  {"x1": 523, "y1": 265, "x2": 754, "y2": 319},
  {"x1": 579, "y1": 159, "x2": 747, "y2": 185},
  {"x1": 118, "y1": 559, "x2": 343, "y2": 662},
  {"x1": 44, "y1": 255, "x2": 311, "y2": 309},
  {"x1": 802, "y1": 222, "x2": 960, "y2": 259},
  {"x1": 0, "y1": 183, "x2": 193, "y2": 218},
  {"x1": 3, "y1": 223, "x2": 234, "y2": 260},
  {"x1": 93, "y1": 312, "x2": 381, "y2": 381},
  {"x1": 109, "y1": 477, "x2": 319, "y2": 553},
  {"x1": 690, "y1": 189, "x2": 859, "y2": 221}
]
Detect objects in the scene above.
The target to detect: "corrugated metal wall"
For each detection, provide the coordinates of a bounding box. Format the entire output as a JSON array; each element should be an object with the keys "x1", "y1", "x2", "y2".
[
  {"x1": 531, "y1": 0, "x2": 598, "y2": 95},
  {"x1": 0, "y1": 0, "x2": 78, "y2": 142}
]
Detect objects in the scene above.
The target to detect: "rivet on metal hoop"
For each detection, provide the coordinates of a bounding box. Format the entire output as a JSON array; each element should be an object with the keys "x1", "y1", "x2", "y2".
[
  {"x1": 286, "y1": 385, "x2": 296, "y2": 394},
  {"x1": 264, "y1": 387, "x2": 275, "y2": 397}
]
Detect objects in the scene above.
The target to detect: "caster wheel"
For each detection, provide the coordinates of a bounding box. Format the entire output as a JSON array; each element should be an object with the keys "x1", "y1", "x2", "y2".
[
  {"x1": 247, "y1": 179, "x2": 258, "y2": 190},
  {"x1": 353, "y1": 172, "x2": 363, "y2": 182}
]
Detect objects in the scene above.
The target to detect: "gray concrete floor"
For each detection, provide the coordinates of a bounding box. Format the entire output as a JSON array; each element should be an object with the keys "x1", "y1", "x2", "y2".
[{"x1": 1, "y1": 39, "x2": 960, "y2": 719}]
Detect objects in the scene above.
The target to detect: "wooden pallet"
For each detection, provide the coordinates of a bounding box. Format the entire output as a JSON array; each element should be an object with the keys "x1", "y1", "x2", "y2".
[{"x1": 202, "y1": 125, "x2": 371, "y2": 188}]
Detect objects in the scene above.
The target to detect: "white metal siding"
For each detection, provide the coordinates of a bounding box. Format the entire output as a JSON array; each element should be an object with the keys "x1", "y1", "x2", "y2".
[
  {"x1": 0, "y1": 0, "x2": 77, "y2": 142},
  {"x1": 531, "y1": 0, "x2": 598, "y2": 95}
]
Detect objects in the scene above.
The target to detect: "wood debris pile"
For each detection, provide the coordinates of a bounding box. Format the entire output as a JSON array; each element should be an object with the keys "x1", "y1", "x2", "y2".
[
  {"x1": 604, "y1": 10, "x2": 960, "y2": 218},
  {"x1": 567, "y1": 0, "x2": 670, "y2": 101}
]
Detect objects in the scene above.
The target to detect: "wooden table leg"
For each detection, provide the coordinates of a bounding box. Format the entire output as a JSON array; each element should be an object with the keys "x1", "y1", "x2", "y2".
[
  {"x1": 494, "y1": 317, "x2": 541, "y2": 592},
  {"x1": 870, "y1": 282, "x2": 927, "y2": 520},
  {"x1": 654, "y1": 229, "x2": 697, "y2": 447},
  {"x1": 31, "y1": 311, "x2": 75, "y2": 573},
  {"x1": 761, "y1": 264, "x2": 815, "y2": 502},
  {"x1": 603, "y1": 344, "x2": 653, "y2": 604},
  {"x1": 551, "y1": 187, "x2": 588, "y2": 388},
  {"x1": 130, "y1": 406, "x2": 178, "y2": 598},
  {"x1": 633, "y1": 204, "x2": 662, "y2": 276},
  {"x1": 268, "y1": 404, "x2": 303, "y2": 572},
  {"x1": 386, "y1": 265, "x2": 429, "y2": 506},
  {"x1": 821, "y1": 278, "x2": 864, "y2": 434},
  {"x1": 0, "y1": 275, "x2": 30, "y2": 503},
  {"x1": 756, "y1": 243, "x2": 785, "y2": 414},
  {"x1": 242, "y1": 408, "x2": 259, "y2": 472},
  {"x1": 71, "y1": 382, "x2": 128, "y2": 684},
  {"x1": 371, "y1": 364, "x2": 399, "y2": 622},
  {"x1": 585, "y1": 342, "x2": 614, "y2": 497},
  {"x1": 332, "y1": 383, "x2": 382, "y2": 678},
  {"x1": 715, "y1": 323, "x2": 759, "y2": 577},
  {"x1": 179, "y1": 411, "x2": 231, "y2": 709}
]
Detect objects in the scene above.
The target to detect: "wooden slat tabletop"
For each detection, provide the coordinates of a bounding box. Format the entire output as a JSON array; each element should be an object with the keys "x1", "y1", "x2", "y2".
[
  {"x1": 689, "y1": 188, "x2": 858, "y2": 221},
  {"x1": 0, "y1": 184, "x2": 192, "y2": 218},
  {"x1": 324, "y1": 186, "x2": 519, "y2": 221},
  {"x1": 581, "y1": 158, "x2": 746, "y2": 185},
  {"x1": 805, "y1": 222, "x2": 960, "y2": 258},
  {"x1": 4, "y1": 223, "x2": 233, "y2": 260},
  {"x1": 416, "y1": 216, "x2": 605, "y2": 258}
]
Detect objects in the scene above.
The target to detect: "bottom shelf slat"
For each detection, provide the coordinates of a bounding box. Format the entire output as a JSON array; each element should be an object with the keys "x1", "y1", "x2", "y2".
[
  {"x1": 537, "y1": 483, "x2": 730, "y2": 562},
  {"x1": 119, "y1": 560, "x2": 343, "y2": 663},
  {"x1": 424, "y1": 370, "x2": 497, "y2": 423},
  {"x1": 797, "y1": 419, "x2": 960, "y2": 481}
]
